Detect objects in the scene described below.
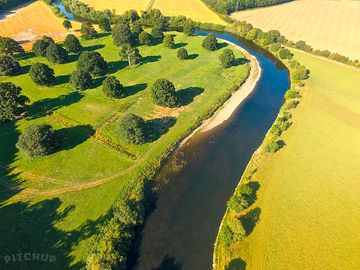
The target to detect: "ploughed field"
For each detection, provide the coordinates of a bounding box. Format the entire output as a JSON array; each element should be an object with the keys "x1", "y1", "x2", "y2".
[{"x1": 0, "y1": 32, "x2": 249, "y2": 268}]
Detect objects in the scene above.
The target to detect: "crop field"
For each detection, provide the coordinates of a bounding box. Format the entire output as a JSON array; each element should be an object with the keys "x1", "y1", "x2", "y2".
[
  {"x1": 0, "y1": 32, "x2": 249, "y2": 268},
  {"x1": 81, "y1": 0, "x2": 151, "y2": 14},
  {"x1": 231, "y1": 0, "x2": 360, "y2": 60},
  {"x1": 0, "y1": 1, "x2": 81, "y2": 50},
  {"x1": 216, "y1": 51, "x2": 360, "y2": 269}
]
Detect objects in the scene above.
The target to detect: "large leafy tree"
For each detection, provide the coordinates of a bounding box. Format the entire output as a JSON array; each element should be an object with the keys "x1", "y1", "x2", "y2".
[
  {"x1": 202, "y1": 34, "x2": 218, "y2": 51},
  {"x1": 99, "y1": 18, "x2": 111, "y2": 32},
  {"x1": 0, "y1": 36, "x2": 24, "y2": 56},
  {"x1": 119, "y1": 44, "x2": 142, "y2": 66},
  {"x1": 112, "y1": 23, "x2": 134, "y2": 46},
  {"x1": 151, "y1": 79, "x2": 178, "y2": 107},
  {"x1": 46, "y1": 44, "x2": 68, "y2": 64},
  {"x1": 103, "y1": 76, "x2": 124, "y2": 98},
  {"x1": 63, "y1": 19, "x2": 72, "y2": 30},
  {"x1": 0, "y1": 82, "x2": 29, "y2": 122},
  {"x1": 138, "y1": 31, "x2": 152, "y2": 46},
  {"x1": 70, "y1": 70, "x2": 92, "y2": 90},
  {"x1": 219, "y1": 49, "x2": 235, "y2": 68},
  {"x1": 81, "y1": 22, "x2": 97, "y2": 40},
  {"x1": 29, "y1": 63, "x2": 55, "y2": 86},
  {"x1": 32, "y1": 36, "x2": 55, "y2": 57},
  {"x1": 0, "y1": 55, "x2": 21, "y2": 76},
  {"x1": 77, "y1": 51, "x2": 107, "y2": 76},
  {"x1": 63, "y1": 34, "x2": 82, "y2": 53},
  {"x1": 117, "y1": 113, "x2": 148, "y2": 144}
]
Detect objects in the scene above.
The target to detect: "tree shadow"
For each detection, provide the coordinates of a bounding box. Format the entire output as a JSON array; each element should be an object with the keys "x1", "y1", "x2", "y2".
[
  {"x1": 177, "y1": 87, "x2": 204, "y2": 106},
  {"x1": 217, "y1": 42, "x2": 228, "y2": 50},
  {"x1": 233, "y1": 58, "x2": 250, "y2": 66},
  {"x1": 27, "y1": 92, "x2": 84, "y2": 119},
  {"x1": 67, "y1": 54, "x2": 80, "y2": 63},
  {"x1": 151, "y1": 254, "x2": 183, "y2": 270},
  {"x1": 96, "y1": 32, "x2": 111, "y2": 39},
  {"x1": 124, "y1": 83, "x2": 148, "y2": 97},
  {"x1": 57, "y1": 125, "x2": 95, "y2": 151},
  {"x1": 55, "y1": 74, "x2": 71, "y2": 85},
  {"x1": 83, "y1": 44, "x2": 105, "y2": 51},
  {"x1": 91, "y1": 76, "x2": 107, "y2": 89},
  {"x1": 142, "y1": 55, "x2": 161, "y2": 64},
  {"x1": 173, "y1": 42, "x2": 187, "y2": 49},
  {"x1": 187, "y1": 54, "x2": 199, "y2": 60},
  {"x1": 146, "y1": 117, "x2": 177, "y2": 142},
  {"x1": 226, "y1": 258, "x2": 247, "y2": 270},
  {"x1": 240, "y1": 207, "x2": 261, "y2": 236},
  {"x1": 18, "y1": 51, "x2": 35, "y2": 61},
  {"x1": 107, "y1": 60, "x2": 127, "y2": 74},
  {"x1": 19, "y1": 65, "x2": 31, "y2": 75},
  {"x1": 246, "y1": 181, "x2": 260, "y2": 206}
]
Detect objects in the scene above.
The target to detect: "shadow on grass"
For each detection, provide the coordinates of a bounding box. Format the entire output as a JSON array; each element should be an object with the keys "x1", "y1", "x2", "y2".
[
  {"x1": 247, "y1": 181, "x2": 260, "y2": 206},
  {"x1": 177, "y1": 87, "x2": 204, "y2": 106},
  {"x1": 151, "y1": 254, "x2": 183, "y2": 270},
  {"x1": 124, "y1": 83, "x2": 148, "y2": 97},
  {"x1": 84, "y1": 44, "x2": 105, "y2": 51},
  {"x1": 19, "y1": 65, "x2": 31, "y2": 75},
  {"x1": 233, "y1": 58, "x2": 250, "y2": 66},
  {"x1": 57, "y1": 125, "x2": 95, "y2": 151},
  {"x1": 91, "y1": 76, "x2": 107, "y2": 89},
  {"x1": 146, "y1": 117, "x2": 177, "y2": 142},
  {"x1": 143, "y1": 55, "x2": 161, "y2": 64},
  {"x1": 218, "y1": 42, "x2": 228, "y2": 50},
  {"x1": 240, "y1": 207, "x2": 261, "y2": 236},
  {"x1": 108, "y1": 60, "x2": 127, "y2": 74},
  {"x1": 18, "y1": 51, "x2": 35, "y2": 61},
  {"x1": 55, "y1": 74, "x2": 71, "y2": 85},
  {"x1": 226, "y1": 258, "x2": 247, "y2": 270},
  {"x1": 67, "y1": 54, "x2": 80, "y2": 63},
  {"x1": 27, "y1": 92, "x2": 84, "y2": 119},
  {"x1": 173, "y1": 42, "x2": 187, "y2": 49},
  {"x1": 187, "y1": 54, "x2": 199, "y2": 60}
]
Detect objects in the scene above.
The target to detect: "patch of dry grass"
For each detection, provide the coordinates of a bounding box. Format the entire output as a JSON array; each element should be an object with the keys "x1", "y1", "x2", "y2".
[{"x1": 81, "y1": 0, "x2": 151, "y2": 14}]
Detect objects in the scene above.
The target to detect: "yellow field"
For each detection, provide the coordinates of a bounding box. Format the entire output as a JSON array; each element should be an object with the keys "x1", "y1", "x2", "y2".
[
  {"x1": 0, "y1": 1, "x2": 81, "y2": 50},
  {"x1": 232, "y1": 0, "x2": 360, "y2": 60},
  {"x1": 217, "y1": 51, "x2": 360, "y2": 269},
  {"x1": 81, "y1": 0, "x2": 150, "y2": 14}
]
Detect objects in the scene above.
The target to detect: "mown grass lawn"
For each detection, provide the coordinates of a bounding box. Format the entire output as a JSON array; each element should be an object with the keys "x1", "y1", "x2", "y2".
[
  {"x1": 217, "y1": 51, "x2": 360, "y2": 269},
  {"x1": 0, "y1": 32, "x2": 249, "y2": 268}
]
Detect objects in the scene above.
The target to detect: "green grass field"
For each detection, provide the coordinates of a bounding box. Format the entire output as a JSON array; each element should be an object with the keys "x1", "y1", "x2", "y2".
[
  {"x1": 215, "y1": 51, "x2": 360, "y2": 269},
  {"x1": 0, "y1": 32, "x2": 249, "y2": 268}
]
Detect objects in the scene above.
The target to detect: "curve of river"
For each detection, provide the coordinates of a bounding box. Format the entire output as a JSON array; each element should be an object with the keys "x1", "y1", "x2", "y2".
[{"x1": 127, "y1": 30, "x2": 290, "y2": 270}]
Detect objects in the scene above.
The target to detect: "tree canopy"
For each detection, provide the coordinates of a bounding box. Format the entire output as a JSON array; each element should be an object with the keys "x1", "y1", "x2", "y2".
[
  {"x1": 0, "y1": 55, "x2": 21, "y2": 76},
  {"x1": 46, "y1": 44, "x2": 68, "y2": 64},
  {"x1": 151, "y1": 79, "x2": 178, "y2": 107},
  {"x1": 177, "y1": 48, "x2": 188, "y2": 60},
  {"x1": 119, "y1": 44, "x2": 142, "y2": 66},
  {"x1": 0, "y1": 36, "x2": 24, "y2": 56},
  {"x1": 70, "y1": 70, "x2": 92, "y2": 90},
  {"x1": 63, "y1": 34, "x2": 82, "y2": 53},
  {"x1": 32, "y1": 36, "x2": 55, "y2": 57},
  {"x1": 219, "y1": 49, "x2": 236, "y2": 68},
  {"x1": 112, "y1": 23, "x2": 134, "y2": 46},
  {"x1": 77, "y1": 51, "x2": 107, "y2": 76},
  {"x1": 103, "y1": 76, "x2": 124, "y2": 98},
  {"x1": 117, "y1": 113, "x2": 148, "y2": 145},
  {"x1": 0, "y1": 82, "x2": 29, "y2": 122},
  {"x1": 202, "y1": 34, "x2": 218, "y2": 51},
  {"x1": 29, "y1": 63, "x2": 55, "y2": 86},
  {"x1": 81, "y1": 22, "x2": 97, "y2": 40}
]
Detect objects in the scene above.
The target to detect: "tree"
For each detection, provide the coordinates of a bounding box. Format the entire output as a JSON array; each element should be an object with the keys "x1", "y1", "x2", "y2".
[
  {"x1": 219, "y1": 49, "x2": 235, "y2": 68},
  {"x1": 70, "y1": 70, "x2": 92, "y2": 90},
  {"x1": 138, "y1": 31, "x2": 152, "y2": 46},
  {"x1": 117, "y1": 113, "x2": 147, "y2": 144},
  {"x1": 63, "y1": 19, "x2": 72, "y2": 30},
  {"x1": 99, "y1": 18, "x2": 111, "y2": 32},
  {"x1": 292, "y1": 65, "x2": 308, "y2": 81},
  {"x1": 77, "y1": 51, "x2": 107, "y2": 76},
  {"x1": 16, "y1": 124, "x2": 61, "y2": 157},
  {"x1": 46, "y1": 44, "x2": 68, "y2": 64},
  {"x1": 183, "y1": 22, "x2": 195, "y2": 36},
  {"x1": 0, "y1": 55, "x2": 21, "y2": 76},
  {"x1": 122, "y1": 10, "x2": 140, "y2": 23},
  {"x1": 177, "y1": 48, "x2": 188, "y2": 60},
  {"x1": 103, "y1": 76, "x2": 124, "y2": 98},
  {"x1": 32, "y1": 36, "x2": 54, "y2": 57},
  {"x1": 151, "y1": 25, "x2": 164, "y2": 40},
  {"x1": 278, "y1": 48, "x2": 292, "y2": 59},
  {"x1": 81, "y1": 22, "x2": 97, "y2": 40},
  {"x1": 63, "y1": 34, "x2": 82, "y2": 53},
  {"x1": 151, "y1": 79, "x2": 178, "y2": 107},
  {"x1": 202, "y1": 34, "x2": 218, "y2": 51},
  {"x1": 131, "y1": 22, "x2": 143, "y2": 39},
  {"x1": 119, "y1": 44, "x2": 142, "y2": 66},
  {"x1": 29, "y1": 63, "x2": 55, "y2": 86},
  {"x1": 112, "y1": 23, "x2": 133, "y2": 46},
  {"x1": 163, "y1": 35, "x2": 175, "y2": 48},
  {"x1": 0, "y1": 36, "x2": 24, "y2": 56},
  {"x1": 0, "y1": 82, "x2": 29, "y2": 122}
]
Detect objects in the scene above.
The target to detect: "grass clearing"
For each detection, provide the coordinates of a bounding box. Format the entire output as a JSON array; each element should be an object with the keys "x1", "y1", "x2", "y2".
[
  {"x1": 0, "y1": 32, "x2": 250, "y2": 268},
  {"x1": 231, "y1": 0, "x2": 360, "y2": 60},
  {"x1": 216, "y1": 50, "x2": 360, "y2": 269}
]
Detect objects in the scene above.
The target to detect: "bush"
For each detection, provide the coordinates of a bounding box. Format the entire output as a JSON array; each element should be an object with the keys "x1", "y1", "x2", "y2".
[
  {"x1": 0, "y1": 55, "x2": 20, "y2": 76},
  {"x1": 270, "y1": 43, "x2": 281, "y2": 52},
  {"x1": 46, "y1": 44, "x2": 68, "y2": 64},
  {"x1": 32, "y1": 36, "x2": 54, "y2": 57},
  {"x1": 70, "y1": 70, "x2": 92, "y2": 90},
  {"x1": 0, "y1": 82, "x2": 29, "y2": 122},
  {"x1": 285, "y1": 99, "x2": 299, "y2": 110},
  {"x1": 285, "y1": 90, "x2": 300, "y2": 99},
  {"x1": 17, "y1": 124, "x2": 61, "y2": 157},
  {"x1": 227, "y1": 195, "x2": 249, "y2": 212},
  {"x1": 278, "y1": 48, "x2": 292, "y2": 59},
  {"x1": 138, "y1": 31, "x2": 152, "y2": 46},
  {"x1": 63, "y1": 34, "x2": 82, "y2": 53},
  {"x1": 177, "y1": 48, "x2": 188, "y2": 60},
  {"x1": 202, "y1": 34, "x2": 218, "y2": 51},
  {"x1": 29, "y1": 63, "x2": 55, "y2": 86},
  {"x1": 112, "y1": 22, "x2": 133, "y2": 46},
  {"x1": 0, "y1": 36, "x2": 24, "y2": 56},
  {"x1": 117, "y1": 113, "x2": 147, "y2": 144},
  {"x1": 81, "y1": 22, "x2": 97, "y2": 40},
  {"x1": 63, "y1": 19, "x2": 72, "y2": 30},
  {"x1": 151, "y1": 79, "x2": 178, "y2": 107},
  {"x1": 183, "y1": 22, "x2": 195, "y2": 36},
  {"x1": 219, "y1": 49, "x2": 235, "y2": 68},
  {"x1": 77, "y1": 51, "x2": 107, "y2": 76},
  {"x1": 163, "y1": 35, "x2": 175, "y2": 48},
  {"x1": 266, "y1": 140, "x2": 284, "y2": 153},
  {"x1": 292, "y1": 65, "x2": 308, "y2": 81},
  {"x1": 103, "y1": 76, "x2": 124, "y2": 98}
]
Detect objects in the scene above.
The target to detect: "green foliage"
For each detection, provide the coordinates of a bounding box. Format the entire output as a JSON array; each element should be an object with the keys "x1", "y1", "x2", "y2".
[
  {"x1": 63, "y1": 34, "x2": 82, "y2": 53},
  {"x1": 103, "y1": 76, "x2": 124, "y2": 98},
  {"x1": 219, "y1": 49, "x2": 235, "y2": 68},
  {"x1": 270, "y1": 43, "x2": 281, "y2": 52},
  {"x1": 0, "y1": 82, "x2": 29, "y2": 121},
  {"x1": 151, "y1": 78, "x2": 178, "y2": 107},
  {"x1": 16, "y1": 124, "x2": 60, "y2": 157},
  {"x1": 119, "y1": 44, "x2": 142, "y2": 66},
  {"x1": 122, "y1": 9, "x2": 140, "y2": 23},
  {"x1": 77, "y1": 51, "x2": 107, "y2": 76},
  {"x1": 183, "y1": 22, "x2": 196, "y2": 36},
  {"x1": 163, "y1": 35, "x2": 175, "y2": 48},
  {"x1": 0, "y1": 0, "x2": 31, "y2": 11},
  {"x1": 266, "y1": 139, "x2": 284, "y2": 153},
  {"x1": 32, "y1": 36, "x2": 54, "y2": 57},
  {"x1": 246, "y1": 28, "x2": 260, "y2": 41},
  {"x1": 81, "y1": 22, "x2": 97, "y2": 40},
  {"x1": 70, "y1": 70, "x2": 92, "y2": 91},
  {"x1": 99, "y1": 18, "x2": 111, "y2": 32},
  {"x1": 285, "y1": 99, "x2": 300, "y2": 110},
  {"x1": 138, "y1": 31, "x2": 152, "y2": 46},
  {"x1": 46, "y1": 44, "x2": 68, "y2": 64},
  {"x1": 0, "y1": 36, "x2": 24, "y2": 56},
  {"x1": 285, "y1": 89, "x2": 300, "y2": 99},
  {"x1": 177, "y1": 48, "x2": 188, "y2": 60},
  {"x1": 227, "y1": 217, "x2": 246, "y2": 241},
  {"x1": 220, "y1": 224, "x2": 235, "y2": 247},
  {"x1": 292, "y1": 65, "x2": 308, "y2": 81},
  {"x1": 130, "y1": 22, "x2": 143, "y2": 38},
  {"x1": 29, "y1": 62, "x2": 55, "y2": 86},
  {"x1": 117, "y1": 113, "x2": 147, "y2": 144},
  {"x1": 202, "y1": 34, "x2": 218, "y2": 51},
  {"x1": 63, "y1": 19, "x2": 72, "y2": 30},
  {"x1": 151, "y1": 25, "x2": 164, "y2": 40},
  {"x1": 112, "y1": 23, "x2": 133, "y2": 46},
  {"x1": 0, "y1": 55, "x2": 20, "y2": 76},
  {"x1": 278, "y1": 48, "x2": 292, "y2": 59},
  {"x1": 228, "y1": 194, "x2": 249, "y2": 212}
]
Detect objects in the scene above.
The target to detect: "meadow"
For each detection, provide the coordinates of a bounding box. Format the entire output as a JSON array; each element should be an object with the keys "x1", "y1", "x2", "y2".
[
  {"x1": 0, "y1": 31, "x2": 250, "y2": 268},
  {"x1": 216, "y1": 49, "x2": 360, "y2": 269},
  {"x1": 231, "y1": 0, "x2": 360, "y2": 60}
]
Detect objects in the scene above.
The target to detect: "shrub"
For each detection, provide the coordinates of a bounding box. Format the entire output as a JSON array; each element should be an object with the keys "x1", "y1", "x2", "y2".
[
  {"x1": 151, "y1": 79, "x2": 178, "y2": 107},
  {"x1": 63, "y1": 19, "x2": 72, "y2": 30},
  {"x1": 112, "y1": 23, "x2": 133, "y2": 46},
  {"x1": 177, "y1": 48, "x2": 188, "y2": 60},
  {"x1": 266, "y1": 140, "x2": 284, "y2": 153},
  {"x1": 117, "y1": 113, "x2": 147, "y2": 144},
  {"x1": 0, "y1": 82, "x2": 29, "y2": 122},
  {"x1": 285, "y1": 90, "x2": 300, "y2": 99},
  {"x1": 70, "y1": 70, "x2": 92, "y2": 90},
  {"x1": 0, "y1": 36, "x2": 24, "y2": 56},
  {"x1": 0, "y1": 55, "x2": 20, "y2": 76},
  {"x1": 270, "y1": 43, "x2": 281, "y2": 52},
  {"x1": 77, "y1": 51, "x2": 107, "y2": 76},
  {"x1": 219, "y1": 49, "x2": 235, "y2": 68},
  {"x1": 46, "y1": 44, "x2": 68, "y2": 64},
  {"x1": 103, "y1": 76, "x2": 124, "y2": 98},
  {"x1": 220, "y1": 224, "x2": 234, "y2": 247},
  {"x1": 227, "y1": 217, "x2": 246, "y2": 241},
  {"x1": 202, "y1": 34, "x2": 218, "y2": 51},
  {"x1": 183, "y1": 22, "x2": 195, "y2": 36},
  {"x1": 228, "y1": 195, "x2": 249, "y2": 212},
  {"x1": 285, "y1": 99, "x2": 300, "y2": 110},
  {"x1": 17, "y1": 124, "x2": 60, "y2": 157},
  {"x1": 63, "y1": 34, "x2": 82, "y2": 53},
  {"x1": 81, "y1": 22, "x2": 97, "y2": 40},
  {"x1": 278, "y1": 48, "x2": 292, "y2": 59},
  {"x1": 29, "y1": 63, "x2": 55, "y2": 86},
  {"x1": 292, "y1": 65, "x2": 308, "y2": 81},
  {"x1": 32, "y1": 36, "x2": 54, "y2": 57},
  {"x1": 163, "y1": 35, "x2": 175, "y2": 48},
  {"x1": 138, "y1": 31, "x2": 152, "y2": 46},
  {"x1": 119, "y1": 44, "x2": 142, "y2": 66}
]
